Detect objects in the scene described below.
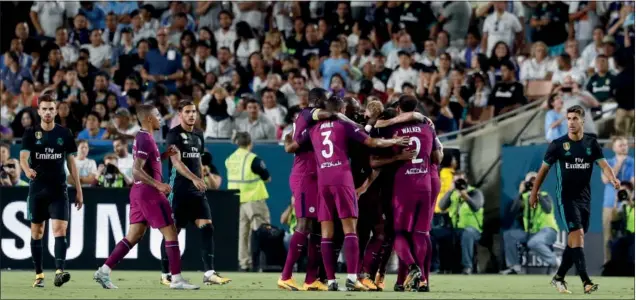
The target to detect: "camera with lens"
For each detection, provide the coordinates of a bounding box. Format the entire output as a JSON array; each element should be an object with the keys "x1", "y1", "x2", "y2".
[
  {"x1": 618, "y1": 189, "x2": 629, "y2": 202},
  {"x1": 524, "y1": 180, "x2": 534, "y2": 192},
  {"x1": 455, "y1": 178, "x2": 468, "y2": 190}
]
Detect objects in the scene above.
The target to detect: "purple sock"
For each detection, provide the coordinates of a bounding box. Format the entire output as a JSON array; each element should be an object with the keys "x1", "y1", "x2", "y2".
[
  {"x1": 281, "y1": 231, "x2": 307, "y2": 280},
  {"x1": 423, "y1": 234, "x2": 432, "y2": 282},
  {"x1": 165, "y1": 240, "x2": 182, "y2": 275},
  {"x1": 320, "y1": 238, "x2": 336, "y2": 280},
  {"x1": 394, "y1": 234, "x2": 415, "y2": 266},
  {"x1": 376, "y1": 239, "x2": 393, "y2": 276},
  {"x1": 413, "y1": 232, "x2": 429, "y2": 275},
  {"x1": 305, "y1": 234, "x2": 321, "y2": 284},
  {"x1": 104, "y1": 238, "x2": 133, "y2": 269},
  {"x1": 344, "y1": 233, "x2": 360, "y2": 275},
  {"x1": 362, "y1": 236, "x2": 383, "y2": 274},
  {"x1": 397, "y1": 259, "x2": 408, "y2": 285}
]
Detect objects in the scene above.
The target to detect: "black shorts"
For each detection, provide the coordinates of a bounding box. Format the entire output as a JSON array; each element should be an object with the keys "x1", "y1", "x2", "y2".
[
  {"x1": 357, "y1": 182, "x2": 385, "y2": 230},
  {"x1": 27, "y1": 183, "x2": 70, "y2": 223},
  {"x1": 559, "y1": 200, "x2": 590, "y2": 233},
  {"x1": 169, "y1": 189, "x2": 212, "y2": 228}
]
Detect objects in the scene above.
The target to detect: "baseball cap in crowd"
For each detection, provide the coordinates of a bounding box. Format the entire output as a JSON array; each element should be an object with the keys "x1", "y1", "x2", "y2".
[
  {"x1": 114, "y1": 108, "x2": 131, "y2": 118},
  {"x1": 602, "y1": 36, "x2": 616, "y2": 46}
]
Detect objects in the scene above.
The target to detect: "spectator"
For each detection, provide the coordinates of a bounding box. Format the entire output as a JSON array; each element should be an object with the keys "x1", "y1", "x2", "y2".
[
  {"x1": 354, "y1": 62, "x2": 386, "y2": 94},
  {"x1": 489, "y1": 41, "x2": 518, "y2": 83},
  {"x1": 589, "y1": 36, "x2": 619, "y2": 75},
  {"x1": 607, "y1": 3, "x2": 634, "y2": 49},
  {"x1": 78, "y1": 112, "x2": 107, "y2": 140},
  {"x1": 296, "y1": 22, "x2": 329, "y2": 66},
  {"x1": 201, "y1": 151, "x2": 223, "y2": 190},
  {"x1": 437, "y1": 1, "x2": 473, "y2": 48},
  {"x1": 613, "y1": 53, "x2": 635, "y2": 137},
  {"x1": 1, "y1": 52, "x2": 32, "y2": 95},
  {"x1": 65, "y1": 140, "x2": 97, "y2": 187},
  {"x1": 141, "y1": 29, "x2": 184, "y2": 93},
  {"x1": 569, "y1": 1, "x2": 601, "y2": 53},
  {"x1": 0, "y1": 158, "x2": 28, "y2": 187},
  {"x1": 81, "y1": 29, "x2": 113, "y2": 69},
  {"x1": 458, "y1": 31, "x2": 482, "y2": 69},
  {"x1": 15, "y1": 78, "x2": 38, "y2": 108},
  {"x1": 564, "y1": 40, "x2": 587, "y2": 75},
  {"x1": 168, "y1": 14, "x2": 191, "y2": 48},
  {"x1": 130, "y1": 10, "x2": 156, "y2": 45},
  {"x1": 102, "y1": 12, "x2": 123, "y2": 46},
  {"x1": 98, "y1": 1, "x2": 138, "y2": 25},
  {"x1": 79, "y1": 1, "x2": 106, "y2": 30},
  {"x1": 214, "y1": 10, "x2": 237, "y2": 53},
  {"x1": 279, "y1": 105, "x2": 301, "y2": 145},
  {"x1": 55, "y1": 101, "x2": 82, "y2": 136},
  {"x1": 328, "y1": 73, "x2": 347, "y2": 98},
  {"x1": 14, "y1": 22, "x2": 41, "y2": 58},
  {"x1": 55, "y1": 27, "x2": 79, "y2": 67},
  {"x1": 520, "y1": 41, "x2": 554, "y2": 83},
  {"x1": 160, "y1": 1, "x2": 195, "y2": 32},
  {"x1": 95, "y1": 153, "x2": 129, "y2": 188},
  {"x1": 544, "y1": 93, "x2": 568, "y2": 142},
  {"x1": 482, "y1": 1, "x2": 523, "y2": 56},
  {"x1": 234, "y1": 21, "x2": 260, "y2": 68},
  {"x1": 234, "y1": 99, "x2": 276, "y2": 141},
  {"x1": 557, "y1": 76, "x2": 599, "y2": 135},
  {"x1": 30, "y1": 2, "x2": 77, "y2": 39},
  {"x1": 69, "y1": 13, "x2": 91, "y2": 46},
  {"x1": 468, "y1": 53, "x2": 496, "y2": 87},
  {"x1": 112, "y1": 137, "x2": 133, "y2": 181},
  {"x1": 586, "y1": 55, "x2": 615, "y2": 104},
  {"x1": 279, "y1": 71, "x2": 306, "y2": 108},
  {"x1": 321, "y1": 40, "x2": 351, "y2": 90},
  {"x1": 1, "y1": 38, "x2": 33, "y2": 71},
  {"x1": 76, "y1": 57, "x2": 95, "y2": 93},
  {"x1": 56, "y1": 68, "x2": 84, "y2": 103},
  {"x1": 581, "y1": 26, "x2": 606, "y2": 70},
  {"x1": 10, "y1": 108, "x2": 36, "y2": 138},
  {"x1": 91, "y1": 72, "x2": 122, "y2": 105},
  {"x1": 0, "y1": 143, "x2": 10, "y2": 165},
  {"x1": 139, "y1": 4, "x2": 160, "y2": 32},
  {"x1": 602, "y1": 136, "x2": 635, "y2": 264},
  {"x1": 261, "y1": 88, "x2": 287, "y2": 133},
  {"x1": 105, "y1": 108, "x2": 140, "y2": 140},
  {"x1": 0, "y1": 92, "x2": 22, "y2": 132},
  {"x1": 440, "y1": 67, "x2": 471, "y2": 127},
  {"x1": 195, "y1": 41, "x2": 219, "y2": 75},
  {"x1": 387, "y1": 51, "x2": 419, "y2": 95},
  {"x1": 551, "y1": 54, "x2": 586, "y2": 88},
  {"x1": 500, "y1": 172, "x2": 559, "y2": 275},
  {"x1": 233, "y1": 1, "x2": 266, "y2": 34},
  {"x1": 488, "y1": 61, "x2": 527, "y2": 117},
  {"x1": 111, "y1": 28, "x2": 136, "y2": 66},
  {"x1": 199, "y1": 87, "x2": 236, "y2": 139},
  {"x1": 93, "y1": 102, "x2": 109, "y2": 127},
  {"x1": 438, "y1": 171, "x2": 485, "y2": 275},
  {"x1": 386, "y1": 33, "x2": 416, "y2": 70},
  {"x1": 463, "y1": 72, "x2": 491, "y2": 129},
  {"x1": 530, "y1": 1, "x2": 569, "y2": 56},
  {"x1": 261, "y1": 41, "x2": 283, "y2": 73}
]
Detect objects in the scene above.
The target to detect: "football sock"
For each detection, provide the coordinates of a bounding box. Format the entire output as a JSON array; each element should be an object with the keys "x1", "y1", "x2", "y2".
[
  {"x1": 376, "y1": 239, "x2": 393, "y2": 276},
  {"x1": 423, "y1": 233, "x2": 432, "y2": 282},
  {"x1": 31, "y1": 238, "x2": 43, "y2": 274},
  {"x1": 160, "y1": 239, "x2": 170, "y2": 274},
  {"x1": 320, "y1": 238, "x2": 336, "y2": 280},
  {"x1": 394, "y1": 233, "x2": 415, "y2": 266},
  {"x1": 105, "y1": 238, "x2": 132, "y2": 269},
  {"x1": 396, "y1": 259, "x2": 408, "y2": 285},
  {"x1": 165, "y1": 240, "x2": 182, "y2": 276},
  {"x1": 281, "y1": 230, "x2": 307, "y2": 280},
  {"x1": 54, "y1": 237, "x2": 67, "y2": 271},
  {"x1": 199, "y1": 223, "x2": 215, "y2": 272},
  {"x1": 556, "y1": 246, "x2": 574, "y2": 279},
  {"x1": 361, "y1": 235, "x2": 383, "y2": 275},
  {"x1": 305, "y1": 233, "x2": 321, "y2": 284},
  {"x1": 570, "y1": 247, "x2": 591, "y2": 283},
  {"x1": 413, "y1": 231, "x2": 429, "y2": 276},
  {"x1": 343, "y1": 233, "x2": 360, "y2": 277}
]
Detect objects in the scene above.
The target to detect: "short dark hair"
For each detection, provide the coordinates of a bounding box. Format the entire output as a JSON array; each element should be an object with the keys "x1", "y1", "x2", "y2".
[
  {"x1": 325, "y1": 95, "x2": 344, "y2": 111},
  {"x1": 559, "y1": 53, "x2": 572, "y2": 65},
  {"x1": 245, "y1": 98, "x2": 260, "y2": 108},
  {"x1": 136, "y1": 104, "x2": 156, "y2": 120},
  {"x1": 114, "y1": 137, "x2": 128, "y2": 145},
  {"x1": 178, "y1": 100, "x2": 195, "y2": 111},
  {"x1": 398, "y1": 95, "x2": 418, "y2": 112},
  {"x1": 547, "y1": 93, "x2": 559, "y2": 109},
  {"x1": 95, "y1": 71, "x2": 110, "y2": 81},
  {"x1": 261, "y1": 87, "x2": 276, "y2": 96},
  {"x1": 401, "y1": 82, "x2": 415, "y2": 91},
  {"x1": 233, "y1": 132, "x2": 251, "y2": 147},
  {"x1": 218, "y1": 9, "x2": 233, "y2": 20},
  {"x1": 621, "y1": 181, "x2": 634, "y2": 191},
  {"x1": 308, "y1": 87, "x2": 328, "y2": 104},
  {"x1": 126, "y1": 89, "x2": 142, "y2": 102},
  {"x1": 566, "y1": 105, "x2": 585, "y2": 118},
  {"x1": 86, "y1": 111, "x2": 102, "y2": 123},
  {"x1": 500, "y1": 60, "x2": 515, "y2": 71},
  {"x1": 38, "y1": 92, "x2": 57, "y2": 106},
  {"x1": 77, "y1": 139, "x2": 89, "y2": 146},
  {"x1": 0, "y1": 142, "x2": 10, "y2": 152}
]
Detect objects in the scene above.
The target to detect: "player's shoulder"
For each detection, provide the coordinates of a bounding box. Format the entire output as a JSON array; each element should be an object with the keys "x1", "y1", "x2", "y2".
[
  {"x1": 551, "y1": 135, "x2": 569, "y2": 145},
  {"x1": 167, "y1": 124, "x2": 183, "y2": 134},
  {"x1": 583, "y1": 133, "x2": 599, "y2": 143}
]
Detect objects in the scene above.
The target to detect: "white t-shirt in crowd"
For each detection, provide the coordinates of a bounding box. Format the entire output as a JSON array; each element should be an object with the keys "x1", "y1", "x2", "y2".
[
  {"x1": 520, "y1": 57, "x2": 556, "y2": 82},
  {"x1": 263, "y1": 105, "x2": 288, "y2": 127},
  {"x1": 214, "y1": 28, "x2": 237, "y2": 53},
  {"x1": 580, "y1": 43, "x2": 603, "y2": 69},
  {"x1": 60, "y1": 44, "x2": 79, "y2": 67},
  {"x1": 195, "y1": 55, "x2": 220, "y2": 74},
  {"x1": 569, "y1": 2, "x2": 600, "y2": 43},
  {"x1": 387, "y1": 67, "x2": 419, "y2": 93},
  {"x1": 81, "y1": 43, "x2": 112, "y2": 68},
  {"x1": 482, "y1": 11, "x2": 523, "y2": 56},
  {"x1": 234, "y1": 39, "x2": 260, "y2": 67},
  {"x1": 551, "y1": 68, "x2": 587, "y2": 86},
  {"x1": 64, "y1": 157, "x2": 97, "y2": 187},
  {"x1": 117, "y1": 153, "x2": 134, "y2": 180},
  {"x1": 31, "y1": 2, "x2": 78, "y2": 38}
]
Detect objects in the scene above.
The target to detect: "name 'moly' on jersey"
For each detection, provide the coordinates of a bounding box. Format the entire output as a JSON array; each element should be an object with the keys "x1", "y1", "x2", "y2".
[{"x1": 166, "y1": 125, "x2": 205, "y2": 193}]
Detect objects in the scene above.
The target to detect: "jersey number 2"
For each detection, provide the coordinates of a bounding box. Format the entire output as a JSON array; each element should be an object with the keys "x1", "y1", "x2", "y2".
[
  {"x1": 321, "y1": 131, "x2": 333, "y2": 158},
  {"x1": 409, "y1": 137, "x2": 423, "y2": 164}
]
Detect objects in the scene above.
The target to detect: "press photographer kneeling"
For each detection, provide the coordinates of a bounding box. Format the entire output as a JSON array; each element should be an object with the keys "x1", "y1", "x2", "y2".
[
  {"x1": 501, "y1": 172, "x2": 559, "y2": 275},
  {"x1": 604, "y1": 181, "x2": 635, "y2": 276}
]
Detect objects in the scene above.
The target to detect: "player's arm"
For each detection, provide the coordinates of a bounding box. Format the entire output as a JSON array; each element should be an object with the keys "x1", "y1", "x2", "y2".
[
  {"x1": 369, "y1": 149, "x2": 417, "y2": 169},
  {"x1": 356, "y1": 169, "x2": 380, "y2": 197},
  {"x1": 132, "y1": 157, "x2": 163, "y2": 187},
  {"x1": 374, "y1": 112, "x2": 431, "y2": 128},
  {"x1": 64, "y1": 131, "x2": 82, "y2": 209},
  {"x1": 170, "y1": 150, "x2": 206, "y2": 191},
  {"x1": 531, "y1": 141, "x2": 559, "y2": 208},
  {"x1": 20, "y1": 129, "x2": 36, "y2": 179},
  {"x1": 431, "y1": 131, "x2": 444, "y2": 165},
  {"x1": 284, "y1": 130, "x2": 310, "y2": 153},
  {"x1": 363, "y1": 135, "x2": 409, "y2": 148}
]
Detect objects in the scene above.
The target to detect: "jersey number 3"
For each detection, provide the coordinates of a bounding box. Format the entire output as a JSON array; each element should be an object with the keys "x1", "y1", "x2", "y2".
[
  {"x1": 321, "y1": 130, "x2": 333, "y2": 158},
  {"x1": 409, "y1": 137, "x2": 423, "y2": 164}
]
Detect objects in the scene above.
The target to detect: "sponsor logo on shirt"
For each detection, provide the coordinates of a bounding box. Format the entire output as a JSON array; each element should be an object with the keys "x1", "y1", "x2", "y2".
[
  {"x1": 565, "y1": 158, "x2": 591, "y2": 170},
  {"x1": 182, "y1": 147, "x2": 201, "y2": 159},
  {"x1": 35, "y1": 147, "x2": 63, "y2": 160},
  {"x1": 320, "y1": 161, "x2": 342, "y2": 169}
]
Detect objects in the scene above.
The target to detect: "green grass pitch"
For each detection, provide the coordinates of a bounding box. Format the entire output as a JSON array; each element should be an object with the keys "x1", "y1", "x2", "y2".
[{"x1": 1, "y1": 271, "x2": 633, "y2": 299}]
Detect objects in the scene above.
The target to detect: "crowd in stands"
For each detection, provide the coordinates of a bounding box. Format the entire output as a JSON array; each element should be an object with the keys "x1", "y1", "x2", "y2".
[{"x1": 0, "y1": 1, "x2": 633, "y2": 145}]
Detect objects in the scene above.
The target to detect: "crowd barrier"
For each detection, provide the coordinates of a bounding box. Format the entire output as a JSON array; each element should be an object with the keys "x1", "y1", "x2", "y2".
[{"x1": 0, "y1": 187, "x2": 239, "y2": 271}]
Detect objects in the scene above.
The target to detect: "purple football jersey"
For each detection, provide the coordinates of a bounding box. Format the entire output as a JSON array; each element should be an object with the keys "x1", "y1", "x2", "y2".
[
  {"x1": 305, "y1": 119, "x2": 369, "y2": 187},
  {"x1": 390, "y1": 122, "x2": 436, "y2": 191},
  {"x1": 291, "y1": 108, "x2": 318, "y2": 177},
  {"x1": 132, "y1": 130, "x2": 162, "y2": 185}
]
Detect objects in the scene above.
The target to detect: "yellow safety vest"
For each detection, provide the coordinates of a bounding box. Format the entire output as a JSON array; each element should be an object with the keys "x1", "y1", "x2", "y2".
[
  {"x1": 626, "y1": 205, "x2": 635, "y2": 234},
  {"x1": 521, "y1": 192, "x2": 559, "y2": 234},
  {"x1": 225, "y1": 148, "x2": 269, "y2": 203},
  {"x1": 448, "y1": 186, "x2": 484, "y2": 232}
]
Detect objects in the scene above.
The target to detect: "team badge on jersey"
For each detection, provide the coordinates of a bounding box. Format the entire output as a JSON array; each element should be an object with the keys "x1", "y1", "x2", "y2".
[
  {"x1": 563, "y1": 142, "x2": 570, "y2": 151},
  {"x1": 57, "y1": 137, "x2": 64, "y2": 145},
  {"x1": 586, "y1": 147, "x2": 591, "y2": 156},
  {"x1": 181, "y1": 133, "x2": 189, "y2": 144},
  {"x1": 35, "y1": 131, "x2": 42, "y2": 140}
]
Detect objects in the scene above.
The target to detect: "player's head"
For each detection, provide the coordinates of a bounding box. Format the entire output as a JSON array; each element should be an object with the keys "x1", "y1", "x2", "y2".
[
  {"x1": 77, "y1": 140, "x2": 89, "y2": 159},
  {"x1": 397, "y1": 94, "x2": 418, "y2": 113},
  {"x1": 37, "y1": 92, "x2": 57, "y2": 124},
  {"x1": 308, "y1": 87, "x2": 328, "y2": 108},
  {"x1": 365, "y1": 100, "x2": 384, "y2": 120},
  {"x1": 137, "y1": 104, "x2": 161, "y2": 130},
  {"x1": 325, "y1": 95, "x2": 345, "y2": 113},
  {"x1": 233, "y1": 132, "x2": 252, "y2": 150},
  {"x1": 343, "y1": 96, "x2": 361, "y2": 120},
  {"x1": 178, "y1": 100, "x2": 197, "y2": 127},
  {"x1": 612, "y1": 136, "x2": 629, "y2": 156},
  {"x1": 566, "y1": 105, "x2": 585, "y2": 135}
]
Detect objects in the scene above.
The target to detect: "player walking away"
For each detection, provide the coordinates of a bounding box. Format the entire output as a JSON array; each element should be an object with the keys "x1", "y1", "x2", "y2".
[
  {"x1": 93, "y1": 104, "x2": 199, "y2": 290},
  {"x1": 278, "y1": 88, "x2": 335, "y2": 292},
  {"x1": 19, "y1": 93, "x2": 84, "y2": 288},
  {"x1": 159, "y1": 100, "x2": 231, "y2": 286},
  {"x1": 531, "y1": 105, "x2": 620, "y2": 295},
  {"x1": 287, "y1": 96, "x2": 409, "y2": 291}
]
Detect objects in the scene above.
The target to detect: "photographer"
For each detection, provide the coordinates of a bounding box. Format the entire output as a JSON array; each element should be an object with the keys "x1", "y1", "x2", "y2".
[
  {"x1": 438, "y1": 171, "x2": 485, "y2": 275},
  {"x1": 94, "y1": 154, "x2": 132, "y2": 188},
  {"x1": 607, "y1": 181, "x2": 635, "y2": 274},
  {"x1": 0, "y1": 158, "x2": 28, "y2": 187},
  {"x1": 500, "y1": 172, "x2": 559, "y2": 275}
]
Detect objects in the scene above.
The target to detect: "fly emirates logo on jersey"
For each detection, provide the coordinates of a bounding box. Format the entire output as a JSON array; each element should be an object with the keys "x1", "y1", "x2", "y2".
[
  {"x1": 182, "y1": 147, "x2": 200, "y2": 159},
  {"x1": 35, "y1": 147, "x2": 63, "y2": 160},
  {"x1": 565, "y1": 158, "x2": 591, "y2": 170}
]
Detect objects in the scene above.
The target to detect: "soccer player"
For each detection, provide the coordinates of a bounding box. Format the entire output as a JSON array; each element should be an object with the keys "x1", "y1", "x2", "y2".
[
  {"x1": 20, "y1": 93, "x2": 83, "y2": 288},
  {"x1": 279, "y1": 88, "x2": 345, "y2": 291},
  {"x1": 93, "y1": 104, "x2": 199, "y2": 290},
  {"x1": 531, "y1": 105, "x2": 620, "y2": 294},
  {"x1": 159, "y1": 100, "x2": 231, "y2": 286},
  {"x1": 289, "y1": 96, "x2": 409, "y2": 291}
]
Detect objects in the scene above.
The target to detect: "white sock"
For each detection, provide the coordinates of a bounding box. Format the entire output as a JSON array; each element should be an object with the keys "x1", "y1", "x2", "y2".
[
  {"x1": 204, "y1": 270, "x2": 215, "y2": 277},
  {"x1": 347, "y1": 274, "x2": 357, "y2": 281},
  {"x1": 100, "y1": 265, "x2": 111, "y2": 274},
  {"x1": 172, "y1": 273, "x2": 183, "y2": 282},
  {"x1": 328, "y1": 279, "x2": 337, "y2": 286}
]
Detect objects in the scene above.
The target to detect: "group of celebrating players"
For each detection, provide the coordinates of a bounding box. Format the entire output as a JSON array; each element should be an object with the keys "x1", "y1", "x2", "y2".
[{"x1": 277, "y1": 88, "x2": 443, "y2": 292}]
